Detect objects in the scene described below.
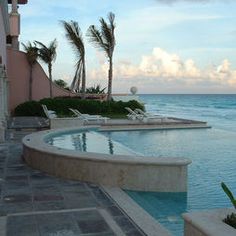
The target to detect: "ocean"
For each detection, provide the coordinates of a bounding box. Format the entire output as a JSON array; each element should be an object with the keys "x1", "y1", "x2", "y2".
[{"x1": 103, "y1": 94, "x2": 236, "y2": 235}]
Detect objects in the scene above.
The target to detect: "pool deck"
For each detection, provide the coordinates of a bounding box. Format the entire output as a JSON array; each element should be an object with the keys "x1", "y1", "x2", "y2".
[
  {"x1": 100, "y1": 117, "x2": 210, "y2": 131},
  {"x1": 1, "y1": 118, "x2": 172, "y2": 236},
  {"x1": 2, "y1": 116, "x2": 210, "y2": 235},
  {"x1": 7, "y1": 116, "x2": 211, "y2": 131}
]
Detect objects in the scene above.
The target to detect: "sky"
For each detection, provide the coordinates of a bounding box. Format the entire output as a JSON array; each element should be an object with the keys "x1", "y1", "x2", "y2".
[{"x1": 17, "y1": 0, "x2": 236, "y2": 94}]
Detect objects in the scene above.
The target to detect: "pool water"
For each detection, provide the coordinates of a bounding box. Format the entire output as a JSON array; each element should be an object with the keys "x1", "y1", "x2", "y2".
[
  {"x1": 101, "y1": 94, "x2": 236, "y2": 236},
  {"x1": 102, "y1": 128, "x2": 236, "y2": 235},
  {"x1": 46, "y1": 130, "x2": 137, "y2": 156},
  {"x1": 46, "y1": 94, "x2": 236, "y2": 235}
]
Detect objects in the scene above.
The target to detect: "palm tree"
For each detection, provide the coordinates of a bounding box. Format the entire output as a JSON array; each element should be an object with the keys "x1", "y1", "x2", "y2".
[
  {"x1": 61, "y1": 21, "x2": 86, "y2": 98},
  {"x1": 87, "y1": 12, "x2": 116, "y2": 101},
  {"x1": 21, "y1": 42, "x2": 39, "y2": 101},
  {"x1": 35, "y1": 39, "x2": 57, "y2": 98}
]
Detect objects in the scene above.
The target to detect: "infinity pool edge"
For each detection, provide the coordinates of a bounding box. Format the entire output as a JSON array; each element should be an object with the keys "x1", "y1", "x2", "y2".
[{"x1": 23, "y1": 127, "x2": 191, "y2": 192}]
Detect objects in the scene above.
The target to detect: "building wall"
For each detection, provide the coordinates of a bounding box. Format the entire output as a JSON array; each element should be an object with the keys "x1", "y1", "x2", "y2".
[
  {"x1": 7, "y1": 48, "x2": 77, "y2": 111},
  {"x1": 0, "y1": 0, "x2": 8, "y2": 66}
]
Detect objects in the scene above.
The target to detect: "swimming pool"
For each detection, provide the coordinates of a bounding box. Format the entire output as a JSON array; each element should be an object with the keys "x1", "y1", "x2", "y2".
[
  {"x1": 101, "y1": 123, "x2": 236, "y2": 235},
  {"x1": 97, "y1": 94, "x2": 236, "y2": 235},
  {"x1": 46, "y1": 129, "x2": 137, "y2": 156}
]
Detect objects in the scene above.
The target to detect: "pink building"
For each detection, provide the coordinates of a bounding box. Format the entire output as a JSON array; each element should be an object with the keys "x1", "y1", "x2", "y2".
[{"x1": 0, "y1": 0, "x2": 77, "y2": 140}]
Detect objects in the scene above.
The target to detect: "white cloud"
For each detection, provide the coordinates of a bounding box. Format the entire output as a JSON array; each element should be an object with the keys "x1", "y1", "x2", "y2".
[{"x1": 88, "y1": 47, "x2": 236, "y2": 93}]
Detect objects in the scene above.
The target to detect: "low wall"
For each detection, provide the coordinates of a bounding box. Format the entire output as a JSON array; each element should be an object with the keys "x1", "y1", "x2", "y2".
[
  {"x1": 7, "y1": 48, "x2": 78, "y2": 111},
  {"x1": 50, "y1": 118, "x2": 84, "y2": 129},
  {"x1": 22, "y1": 127, "x2": 191, "y2": 192},
  {"x1": 182, "y1": 208, "x2": 236, "y2": 236},
  {"x1": 112, "y1": 94, "x2": 141, "y2": 103}
]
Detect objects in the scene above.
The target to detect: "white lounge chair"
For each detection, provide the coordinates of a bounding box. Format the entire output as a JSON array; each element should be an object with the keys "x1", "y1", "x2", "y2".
[
  {"x1": 134, "y1": 108, "x2": 162, "y2": 118},
  {"x1": 42, "y1": 104, "x2": 57, "y2": 119},
  {"x1": 134, "y1": 108, "x2": 167, "y2": 122},
  {"x1": 125, "y1": 107, "x2": 144, "y2": 121},
  {"x1": 69, "y1": 108, "x2": 109, "y2": 123}
]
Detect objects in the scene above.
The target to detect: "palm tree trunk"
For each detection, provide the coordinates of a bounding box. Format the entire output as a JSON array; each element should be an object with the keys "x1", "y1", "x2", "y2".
[
  {"x1": 29, "y1": 66, "x2": 33, "y2": 101},
  {"x1": 107, "y1": 57, "x2": 113, "y2": 101},
  {"x1": 48, "y1": 63, "x2": 53, "y2": 98},
  {"x1": 81, "y1": 61, "x2": 86, "y2": 99}
]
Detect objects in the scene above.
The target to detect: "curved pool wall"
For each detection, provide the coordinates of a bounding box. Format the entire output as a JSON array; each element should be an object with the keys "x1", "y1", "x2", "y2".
[{"x1": 22, "y1": 127, "x2": 191, "y2": 192}]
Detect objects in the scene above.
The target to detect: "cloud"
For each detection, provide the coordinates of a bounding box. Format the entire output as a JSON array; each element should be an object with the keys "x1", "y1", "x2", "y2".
[{"x1": 87, "y1": 48, "x2": 236, "y2": 93}]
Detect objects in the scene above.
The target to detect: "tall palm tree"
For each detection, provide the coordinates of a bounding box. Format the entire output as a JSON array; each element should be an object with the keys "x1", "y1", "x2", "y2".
[
  {"x1": 61, "y1": 20, "x2": 86, "y2": 98},
  {"x1": 87, "y1": 12, "x2": 116, "y2": 101},
  {"x1": 35, "y1": 39, "x2": 57, "y2": 98},
  {"x1": 21, "y1": 42, "x2": 39, "y2": 101}
]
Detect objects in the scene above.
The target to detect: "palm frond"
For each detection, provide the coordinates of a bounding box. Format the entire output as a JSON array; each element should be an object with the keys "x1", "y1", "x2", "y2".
[
  {"x1": 108, "y1": 12, "x2": 115, "y2": 31},
  {"x1": 21, "y1": 41, "x2": 39, "y2": 65},
  {"x1": 61, "y1": 20, "x2": 86, "y2": 92},
  {"x1": 61, "y1": 21, "x2": 84, "y2": 57},
  {"x1": 87, "y1": 25, "x2": 109, "y2": 56},
  {"x1": 99, "y1": 18, "x2": 112, "y2": 46},
  {"x1": 35, "y1": 39, "x2": 57, "y2": 64}
]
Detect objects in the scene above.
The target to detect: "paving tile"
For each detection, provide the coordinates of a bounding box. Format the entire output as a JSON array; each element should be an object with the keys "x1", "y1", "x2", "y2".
[
  {"x1": 63, "y1": 191, "x2": 92, "y2": 199},
  {"x1": 126, "y1": 229, "x2": 145, "y2": 236},
  {"x1": 5, "y1": 175, "x2": 28, "y2": 181},
  {"x1": 64, "y1": 196, "x2": 99, "y2": 209},
  {"x1": 7, "y1": 224, "x2": 40, "y2": 236},
  {"x1": 37, "y1": 212, "x2": 80, "y2": 236},
  {"x1": 1, "y1": 128, "x2": 147, "y2": 236},
  {"x1": 3, "y1": 194, "x2": 32, "y2": 203},
  {"x1": 33, "y1": 200, "x2": 66, "y2": 211},
  {"x1": 61, "y1": 185, "x2": 88, "y2": 193},
  {"x1": 114, "y1": 216, "x2": 137, "y2": 233},
  {"x1": 106, "y1": 205, "x2": 124, "y2": 217},
  {"x1": 7, "y1": 215, "x2": 36, "y2": 227},
  {"x1": 77, "y1": 219, "x2": 112, "y2": 234},
  {"x1": 33, "y1": 194, "x2": 64, "y2": 201},
  {"x1": 80, "y1": 233, "x2": 115, "y2": 236},
  {"x1": 3, "y1": 183, "x2": 29, "y2": 191},
  {"x1": 2, "y1": 187, "x2": 32, "y2": 196},
  {"x1": 73, "y1": 210, "x2": 103, "y2": 221},
  {"x1": 59, "y1": 179, "x2": 85, "y2": 186},
  {"x1": 0, "y1": 202, "x2": 33, "y2": 216},
  {"x1": 32, "y1": 185, "x2": 61, "y2": 194},
  {"x1": 92, "y1": 188, "x2": 111, "y2": 201}
]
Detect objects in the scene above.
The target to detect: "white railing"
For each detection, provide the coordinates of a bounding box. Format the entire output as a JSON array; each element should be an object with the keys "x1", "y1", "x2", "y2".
[{"x1": 0, "y1": 64, "x2": 9, "y2": 141}]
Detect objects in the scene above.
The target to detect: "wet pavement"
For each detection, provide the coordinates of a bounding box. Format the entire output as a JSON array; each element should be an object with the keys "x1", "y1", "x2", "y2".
[{"x1": 0, "y1": 121, "x2": 146, "y2": 236}]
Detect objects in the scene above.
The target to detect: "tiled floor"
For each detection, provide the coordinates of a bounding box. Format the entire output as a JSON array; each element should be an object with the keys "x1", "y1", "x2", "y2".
[{"x1": 0, "y1": 127, "x2": 145, "y2": 236}]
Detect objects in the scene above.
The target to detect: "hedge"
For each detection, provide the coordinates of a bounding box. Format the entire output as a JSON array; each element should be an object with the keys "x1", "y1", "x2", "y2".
[{"x1": 14, "y1": 98, "x2": 144, "y2": 117}]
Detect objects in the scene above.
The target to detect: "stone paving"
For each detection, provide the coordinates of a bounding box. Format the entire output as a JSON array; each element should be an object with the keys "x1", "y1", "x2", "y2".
[
  {"x1": 0, "y1": 127, "x2": 146, "y2": 236},
  {"x1": 7, "y1": 117, "x2": 49, "y2": 130}
]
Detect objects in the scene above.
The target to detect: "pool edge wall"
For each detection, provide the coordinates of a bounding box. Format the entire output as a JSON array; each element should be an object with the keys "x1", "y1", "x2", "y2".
[
  {"x1": 23, "y1": 128, "x2": 191, "y2": 192},
  {"x1": 182, "y1": 208, "x2": 236, "y2": 236}
]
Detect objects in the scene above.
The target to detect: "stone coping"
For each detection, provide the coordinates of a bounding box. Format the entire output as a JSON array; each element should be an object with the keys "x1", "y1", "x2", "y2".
[
  {"x1": 23, "y1": 126, "x2": 191, "y2": 166},
  {"x1": 99, "y1": 123, "x2": 211, "y2": 132},
  {"x1": 182, "y1": 208, "x2": 236, "y2": 236},
  {"x1": 22, "y1": 126, "x2": 191, "y2": 191},
  {"x1": 103, "y1": 186, "x2": 172, "y2": 236}
]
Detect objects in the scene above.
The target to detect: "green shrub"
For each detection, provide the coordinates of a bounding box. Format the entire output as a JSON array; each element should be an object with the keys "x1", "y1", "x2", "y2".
[
  {"x1": 221, "y1": 182, "x2": 236, "y2": 229},
  {"x1": 14, "y1": 98, "x2": 144, "y2": 117},
  {"x1": 14, "y1": 101, "x2": 43, "y2": 116},
  {"x1": 223, "y1": 213, "x2": 236, "y2": 229}
]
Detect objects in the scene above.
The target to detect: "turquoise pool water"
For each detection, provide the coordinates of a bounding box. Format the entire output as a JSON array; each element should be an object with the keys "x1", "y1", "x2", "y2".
[
  {"x1": 102, "y1": 94, "x2": 236, "y2": 236},
  {"x1": 46, "y1": 130, "x2": 137, "y2": 156},
  {"x1": 46, "y1": 95, "x2": 236, "y2": 235}
]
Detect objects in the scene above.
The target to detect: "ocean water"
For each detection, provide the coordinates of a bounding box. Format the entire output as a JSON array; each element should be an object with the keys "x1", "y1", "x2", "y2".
[{"x1": 102, "y1": 94, "x2": 236, "y2": 236}]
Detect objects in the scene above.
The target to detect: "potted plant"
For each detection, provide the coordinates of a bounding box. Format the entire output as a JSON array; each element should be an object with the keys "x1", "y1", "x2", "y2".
[{"x1": 221, "y1": 182, "x2": 236, "y2": 229}]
